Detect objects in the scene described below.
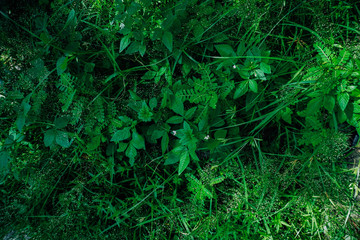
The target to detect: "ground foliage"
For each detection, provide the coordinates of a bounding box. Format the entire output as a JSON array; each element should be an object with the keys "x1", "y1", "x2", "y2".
[{"x1": 1, "y1": 0, "x2": 360, "y2": 239}]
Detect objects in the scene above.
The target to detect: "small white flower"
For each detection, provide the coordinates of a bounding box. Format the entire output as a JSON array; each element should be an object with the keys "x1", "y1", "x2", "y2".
[
  {"x1": 233, "y1": 65, "x2": 236, "y2": 69},
  {"x1": 204, "y1": 135, "x2": 210, "y2": 140},
  {"x1": 172, "y1": 131, "x2": 177, "y2": 136}
]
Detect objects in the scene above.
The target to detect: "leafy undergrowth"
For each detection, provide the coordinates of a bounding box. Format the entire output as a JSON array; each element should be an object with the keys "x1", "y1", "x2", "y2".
[{"x1": 1, "y1": 0, "x2": 360, "y2": 239}]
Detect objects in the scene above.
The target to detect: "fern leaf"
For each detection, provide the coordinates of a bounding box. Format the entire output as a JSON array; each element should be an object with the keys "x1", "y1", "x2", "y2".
[{"x1": 314, "y1": 43, "x2": 331, "y2": 64}]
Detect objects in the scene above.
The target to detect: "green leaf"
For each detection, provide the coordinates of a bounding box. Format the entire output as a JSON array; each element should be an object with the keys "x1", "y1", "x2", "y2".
[
  {"x1": 171, "y1": 97, "x2": 184, "y2": 116},
  {"x1": 234, "y1": 81, "x2": 248, "y2": 99},
  {"x1": 56, "y1": 57, "x2": 67, "y2": 76},
  {"x1": 65, "y1": 9, "x2": 76, "y2": 27},
  {"x1": 260, "y1": 62, "x2": 271, "y2": 74},
  {"x1": 161, "y1": 133, "x2": 169, "y2": 154},
  {"x1": 56, "y1": 131, "x2": 71, "y2": 148},
  {"x1": 323, "y1": 95, "x2": 335, "y2": 113},
  {"x1": 87, "y1": 135, "x2": 101, "y2": 151},
  {"x1": 185, "y1": 107, "x2": 197, "y2": 120},
  {"x1": 131, "y1": 130, "x2": 145, "y2": 150},
  {"x1": 0, "y1": 151, "x2": 10, "y2": 172},
  {"x1": 84, "y1": 62, "x2": 95, "y2": 73},
  {"x1": 337, "y1": 109, "x2": 347, "y2": 123},
  {"x1": 44, "y1": 129, "x2": 56, "y2": 147},
  {"x1": 164, "y1": 151, "x2": 179, "y2": 165},
  {"x1": 149, "y1": 97, "x2": 157, "y2": 110},
  {"x1": 281, "y1": 107, "x2": 293, "y2": 124},
  {"x1": 117, "y1": 142, "x2": 128, "y2": 152},
  {"x1": 111, "y1": 127, "x2": 131, "y2": 142},
  {"x1": 16, "y1": 114, "x2": 26, "y2": 133},
  {"x1": 214, "y1": 130, "x2": 227, "y2": 139},
  {"x1": 337, "y1": 92, "x2": 350, "y2": 111},
  {"x1": 142, "y1": 71, "x2": 156, "y2": 80},
  {"x1": 162, "y1": 31, "x2": 173, "y2": 52},
  {"x1": 54, "y1": 117, "x2": 68, "y2": 129},
  {"x1": 248, "y1": 79, "x2": 258, "y2": 93},
  {"x1": 254, "y1": 69, "x2": 266, "y2": 80},
  {"x1": 178, "y1": 150, "x2": 190, "y2": 175},
  {"x1": 215, "y1": 44, "x2": 236, "y2": 57},
  {"x1": 126, "y1": 143, "x2": 137, "y2": 166},
  {"x1": 306, "y1": 97, "x2": 322, "y2": 116},
  {"x1": 138, "y1": 101, "x2": 153, "y2": 122},
  {"x1": 166, "y1": 116, "x2": 184, "y2": 124},
  {"x1": 139, "y1": 44, "x2": 146, "y2": 56},
  {"x1": 120, "y1": 35, "x2": 132, "y2": 53}
]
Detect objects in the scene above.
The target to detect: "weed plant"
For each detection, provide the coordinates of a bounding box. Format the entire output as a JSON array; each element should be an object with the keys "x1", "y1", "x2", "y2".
[{"x1": 1, "y1": 0, "x2": 360, "y2": 239}]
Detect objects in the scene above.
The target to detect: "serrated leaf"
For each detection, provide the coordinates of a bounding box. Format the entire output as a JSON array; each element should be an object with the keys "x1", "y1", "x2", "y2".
[
  {"x1": 214, "y1": 130, "x2": 227, "y2": 139},
  {"x1": 337, "y1": 109, "x2": 347, "y2": 123},
  {"x1": 254, "y1": 69, "x2": 266, "y2": 80},
  {"x1": 171, "y1": 97, "x2": 184, "y2": 116},
  {"x1": 337, "y1": 92, "x2": 350, "y2": 111},
  {"x1": 44, "y1": 129, "x2": 56, "y2": 147},
  {"x1": 142, "y1": 71, "x2": 156, "y2": 80},
  {"x1": 164, "y1": 151, "x2": 179, "y2": 165},
  {"x1": 149, "y1": 97, "x2": 157, "y2": 110},
  {"x1": 117, "y1": 142, "x2": 128, "y2": 152},
  {"x1": 0, "y1": 151, "x2": 10, "y2": 172},
  {"x1": 166, "y1": 116, "x2": 184, "y2": 124},
  {"x1": 131, "y1": 130, "x2": 145, "y2": 150},
  {"x1": 54, "y1": 117, "x2": 68, "y2": 129},
  {"x1": 162, "y1": 31, "x2": 173, "y2": 52},
  {"x1": 87, "y1": 135, "x2": 101, "y2": 151},
  {"x1": 281, "y1": 107, "x2": 292, "y2": 124},
  {"x1": 248, "y1": 79, "x2": 258, "y2": 93},
  {"x1": 56, "y1": 57, "x2": 67, "y2": 76},
  {"x1": 185, "y1": 107, "x2": 197, "y2": 120},
  {"x1": 111, "y1": 127, "x2": 131, "y2": 142},
  {"x1": 16, "y1": 114, "x2": 26, "y2": 133},
  {"x1": 56, "y1": 131, "x2": 71, "y2": 148},
  {"x1": 161, "y1": 133, "x2": 169, "y2": 154},
  {"x1": 323, "y1": 95, "x2": 335, "y2": 113},
  {"x1": 139, "y1": 44, "x2": 146, "y2": 56},
  {"x1": 234, "y1": 81, "x2": 248, "y2": 99},
  {"x1": 215, "y1": 44, "x2": 236, "y2": 57},
  {"x1": 126, "y1": 143, "x2": 137, "y2": 166},
  {"x1": 260, "y1": 62, "x2": 271, "y2": 74},
  {"x1": 178, "y1": 151, "x2": 190, "y2": 175},
  {"x1": 306, "y1": 97, "x2": 323, "y2": 116},
  {"x1": 84, "y1": 62, "x2": 95, "y2": 73},
  {"x1": 138, "y1": 101, "x2": 153, "y2": 122},
  {"x1": 120, "y1": 35, "x2": 132, "y2": 53}
]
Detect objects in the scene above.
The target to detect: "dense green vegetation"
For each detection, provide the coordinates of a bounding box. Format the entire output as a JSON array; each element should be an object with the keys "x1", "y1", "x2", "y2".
[{"x1": 1, "y1": 0, "x2": 360, "y2": 239}]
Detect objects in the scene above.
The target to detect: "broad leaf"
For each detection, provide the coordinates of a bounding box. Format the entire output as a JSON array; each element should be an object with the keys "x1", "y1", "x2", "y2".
[
  {"x1": 178, "y1": 150, "x2": 190, "y2": 175},
  {"x1": 131, "y1": 131, "x2": 145, "y2": 150},
  {"x1": 337, "y1": 92, "x2": 350, "y2": 111},
  {"x1": 126, "y1": 143, "x2": 137, "y2": 166},
  {"x1": 111, "y1": 127, "x2": 131, "y2": 142},
  {"x1": 234, "y1": 81, "x2": 248, "y2": 99},
  {"x1": 120, "y1": 35, "x2": 132, "y2": 53},
  {"x1": 215, "y1": 44, "x2": 236, "y2": 57},
  {"x1": 166, "y1": 116, "x2": 184, "y2": 124},
  {"x1": 260, "y1": 62, "x2": 271, "y2": 74},
  {"x1": 54, "y1": 117, "x2": 68, "y2": 129},
  {"x1": 56, "y1": 131, "x2": 71, "y2": 148},
  {"x1": 56, "y1": 57, "x2": 67, "y2": 76},
  {"x1": 162, "y1": 31, "x2": 173, "y2": 52},
  {"x1": 44, "y1": 129, "x2": 56, "y2": 147},
  {"x1": 248, "y1": 79, "x2": 258, "y2": 93},
  {"x1": 161, "y1": 133, "x2": 169, "y2": 154},
  {"x1": 323, "y1": 95, "x2": 335, "y2": 113}
]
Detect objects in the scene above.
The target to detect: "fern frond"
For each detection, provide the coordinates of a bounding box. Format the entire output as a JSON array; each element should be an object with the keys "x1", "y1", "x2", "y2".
[
  {"x1": 314, "y1": 42, "x2": 332, "y2": 65},
  {"x1": 334, "y1": 49, "x2": 350, "y2": 66}
]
